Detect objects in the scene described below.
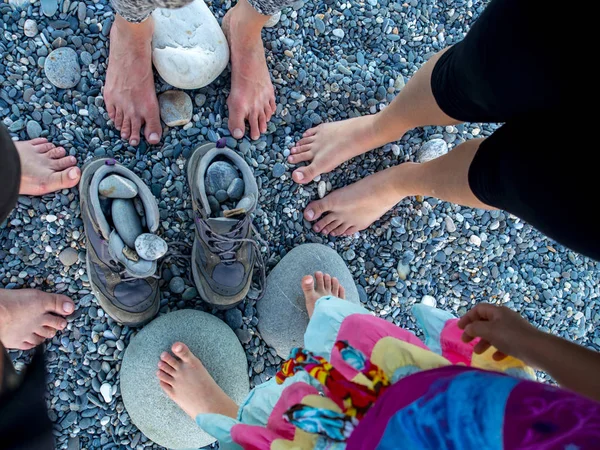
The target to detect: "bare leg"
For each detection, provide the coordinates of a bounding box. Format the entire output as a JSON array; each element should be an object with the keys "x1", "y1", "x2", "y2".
[
  {"x1": 16, "y1": 138, "x2": 80, "y2": 195},
  {"x1": 157, "y1": 343, "x2": 238, "y2": 420},
  {"x1": 222, "y1": 0, "x2": 276, "y2": 141},
  {"x1": 0, "y1": 290, "x2": 75, "y2": 350},
  {"x1": 301, "y1": 272, "x2": 345, "y2": 318},
  {"x1": 289, "y1": 48, "x2": 458, "y2": 184},
  {"x1": 104, "y1": 15, "x2": 162, "y2": 147},
  {"x1": 306, "y1": 139, "x2": 493, "y2": 236}
]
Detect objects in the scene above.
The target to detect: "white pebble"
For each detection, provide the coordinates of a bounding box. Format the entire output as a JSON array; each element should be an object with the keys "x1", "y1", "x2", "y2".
[
  {"x1": 46, "y1": 214, "x2": 57, "y2": 222},
  {"x1": 469, "y1": 235, "x2": 482, "y2": 247},
  {"x1": 421, "y1": 295, "x2": 437, "y2": 308},
  {"x1": 100, "y1": 383, "x2": 113, "y2": 403},
  {"x1": 574, "y1": 311, "x2": 584, "y2": 321},
  {"x1": 317, "y1": 180, "x2": 327, "y2": 199}
]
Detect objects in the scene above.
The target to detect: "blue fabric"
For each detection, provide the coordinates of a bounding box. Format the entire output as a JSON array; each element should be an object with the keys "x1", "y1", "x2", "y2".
[
  {"x1": 304, "y1": 296, "x2": 370, "y2": 359},
  {"x1": 376, "y1": 371, "x2": 518, "y2": 450},
  {"x1": 195, "y1": 414, "x2": 242, "y2": 450},
  {"x1": 411, "y1": 304, "x2": 455, "y2": 355}
]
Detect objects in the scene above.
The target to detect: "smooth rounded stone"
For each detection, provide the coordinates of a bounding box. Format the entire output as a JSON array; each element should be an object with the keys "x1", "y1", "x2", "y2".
[
  {"x1": 416, "y1": 139, "x2": 448, "y2": 163},
  {"x1": 225, "y1": 308, "x2": 243, "y2": 329},
  {"x1": 205, "y1": 161, "x2": 238, "y2": 195},
  {"x1": 272, "y1": 163, "x2": 285, "y2": 178},
  {"x1": 135, "y1": 233, "x2": 168, "y2": 261},
  {"x1": 59, "y1": 247, "x2": 78, "y2": 266},
  {"x1": 100, "y1": 383, "x2": 113, "y2": 403},
  {"x1": 226, "y1": 178, "x2": 244, "y2": 200},
  {"x1": 121, "y1": 310, "x2": 249, "y2": 449},
  {"x1": 207, "y1": 195, "x2": 220, "y2": 214},
  {"x1": 158, "y1": 91, "x2": 193, "y2": 127},
  {"x1": 99, "y1": 174, "x2": 139, "y2": 199},
  {"x1": 44, "y1": 47, "x2": 81, "y2": 89},
  {"x1": 469, "y1": 235, "x2": 482, "y2": 247},
  {"x1": 445, "y1": 216, "x2": 457, "y2": 233},
  {"x1": 41, "y1": 0, "x2": 58, "y2": 16},
  {"x1": 257, "y1": 244, "x2": 359, "y2": 358},
  {"x1": 317, "y1": 180, "x2": 326, "y2": 199},
  {"x1": 182, "y1": 287, "x2": 198, "y2": 301},
  {"x1": 24, "y1": 19, "x2": 38, "y2": 37},
  {"x1": 169, "y1": 276, "x2": 185, "y2": 294},
  {"x1": 265, "y1": 11, "x2": 281, "y2": 27},
  {"x1": 26, "y1": 120, "x2": 42, "y2": 139},
  {"x1": 421, "y1": 295, "x2": 437, "y2": 308},
  {"x1": 152, "y1": 0, "x2": 229, "y2": 89},
  {"x1": 112, "y1": 199, "x2": 143, "y2": 249},
  {"x1": 214, "y1": 189, "x2": 228, "y2": 202}
]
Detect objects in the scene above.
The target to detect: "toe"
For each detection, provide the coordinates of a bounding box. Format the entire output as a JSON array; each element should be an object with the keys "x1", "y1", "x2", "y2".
[
  {"x1": 51, "y1": 156, "x2": 77, "y2": 171},
  {"x1": 321, "y1": 220, "x2": 341, "y2": 236},
  {"x1": 248, "y1": 111, "x2": 260, "y2": 141},
  {"x1": 107, "y1": 104, "x2": 116, "y2": 121},
  {"x1": 29, "y1": 137, "x2": 48, "y2": 145},
  {"x1": 20, "y1": 342, "x2": 36, "y2": 351},
  {"x1": 29, "y1": 334, "x2": 45, "y2": 346},
  {"x1": 158, "y1": 361, "x2": 176, "y2": 376},
  {"x1": 293, "y1": 137, "x2": 315, "y2": 148},
  {"x1": 290, "y1": 144, "x2": 312, "y2": 155},
  {"x1": 129, "y1": 117, "x2": 142, "y2": 146},
  {"x1": 301, "y1": 275, "x2": 314, "y2": 295},
  {"x1": 157, "y1": 371, "x2": 174, "y2": 385},
  {"x1": 48, "y1": 147, "x2": 67, "y2": 159},
  {"x1": 303, "y1": 127, "x2": 319, "y2": 138},
  {"x1": 288, "y1": 151, "x2": 313, "y2": 164},
  {"x1": 114, "y1": 108, "x2": 124, "y2": 130},
  {"x1": 292, "y1": 163, "x2": 320, "y2": 184},
  {"x1": 172, "y1": 342, "x2": 193, "y2": 363},
  {"x1": 323, "y1": 274, "x2": 332, "y2": 291},
  {"x1": 258, "y1": 111, "x2": 267, "y2": 134},
  {"x1": 312, "y1": 212, "x2": 337, "y2": 233},
  {"x1": 304, "y1": 198, "x2": 329, "y2": 222},
  {"x1": 331, "y1": 277, "x2": 340, "y2": 297},
  {"x1": 160, "y1": 351, "x2": 180, "y2": 370},
  {"x1": 269, "y1": 97, "x2": 276, "y2": 114},
  {"x1": 345, "y1": 226, "x2": 360, "y2": 236},
  {"x1": 45, "y1": 167, "x2": 80, "y2": 192},
  {"x1": 144, "y1": 114, "x2": 162, "y2": 145},
  {"x1": 121, "y1": 117, "x2": 131, "y2": 140},
  {"x1": 315, "y1": 271, "x2": 325, "y2": 290},
  {"x1": 330, "y1": 223, "x2": 350, "y2": 237},
  {"x1": 35, "y1": 142, "x2": 56, "y2": 153},
  {"x1": 44, "y1": 293, "x2": 75, "y2": 316},
  {"x1": 43, "y1": 313, "x2": 68, "y2": 330},
  {"x1": 36, "y1": 326, "x2": 57, "y2": 339},
  {"x1": 227, "y1": 102, "x2": 246, "y2": 140},
  {"x1": 264, "y1": 106, "x2": 273, "y2": 122},
  {"x1": 160, "y1": 381, "x2": 175, "y2": 394},
  {"x1": 339, "y1": 286, "x2": 346, "y2": 299}
]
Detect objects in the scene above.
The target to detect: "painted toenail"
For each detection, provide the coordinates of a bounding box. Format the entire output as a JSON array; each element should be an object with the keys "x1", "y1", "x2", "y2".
[
  {"x1": 63, "y1": 302, "x2": 74, "y2": 313},
  {"x1": 306, "y1": 209, "x2": 314, "y2": 219},
  {"x1": 233, "y1": 129, "x2": 243, "y2": 139},
  {"x1": 68, "y1": 168, "x2": 79, "y2": 180},
  {"x1": 149, "y1": 133, "x2": 159, "y2": 142}
]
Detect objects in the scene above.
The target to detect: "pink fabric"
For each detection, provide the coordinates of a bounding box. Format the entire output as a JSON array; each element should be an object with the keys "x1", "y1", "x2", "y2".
[
  {"x1": 230, "y1": 423, "x2": 280, "y2": 449},
  {"x1": 439, "y1": 318, "x2": 477, "y2": 365},
  {"x1": 266, "y1": 382, "x2": 320, "y2": 440}
]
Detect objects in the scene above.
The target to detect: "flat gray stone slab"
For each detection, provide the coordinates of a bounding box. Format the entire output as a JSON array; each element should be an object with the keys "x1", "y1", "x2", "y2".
[
  {"x1": 121, "y1": 310, "x2": 249, "y2": 449},
  {"x1": 257, "y1": 244, "x2": 359, "y2": 358}
]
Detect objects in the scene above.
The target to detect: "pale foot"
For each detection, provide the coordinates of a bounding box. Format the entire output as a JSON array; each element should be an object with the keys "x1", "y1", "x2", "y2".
[
  {"x1": 289, "y1": 115, "x2": 383, "y2": 184},
  {"x1": 302, "y1": 272, "x2": 345, "y2": 318},
  {"x1": 16, "y1": 138, "x2": 80, "y2": 196},
  {"x1": 304, "y1": 164, "x2": 416, "y2": 236},
  {"x1": 222, "y1": 0, "x2": 276, "y2": 140},
  {"x1": 0, "y1": 289, "x2": 75, "y2": 350},
  {"x1": 104, "y1": 15, "x2": 162, "y2": 147},
  {"x1": 158, "y1": 343, "x2": 238, "y2": 420}
]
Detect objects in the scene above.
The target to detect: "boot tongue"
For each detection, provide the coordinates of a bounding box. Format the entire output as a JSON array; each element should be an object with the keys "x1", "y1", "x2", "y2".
[{"x1": 206, "y1": 217, "x2": 240, "y2": 234}]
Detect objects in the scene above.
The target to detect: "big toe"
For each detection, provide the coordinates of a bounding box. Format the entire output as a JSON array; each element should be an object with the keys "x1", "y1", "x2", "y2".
[
  {"x1": 172, "y1": 342, "x2": 193, "y2": 362},
  {"x1": 44, "y1": 293, "x2": 75, "y2": 316},
  {"x1": 292, "y1": 163, "x2": 319, "y2": 184},
  {"x1": 304, "y1": 198, "x2": 328, "y2": 221},
  {"x1": 227, "y1": 104, "x2": 246, "y2": 140},
  {"x1": 49, "y1": 167, "x2": 81, "y2": 192},
  {"x1": 144, "y1": 114, "x2": 162, "y2": 145},
  {"x1": 301, "y1": 275, "x2": 315, "y2": 295}
]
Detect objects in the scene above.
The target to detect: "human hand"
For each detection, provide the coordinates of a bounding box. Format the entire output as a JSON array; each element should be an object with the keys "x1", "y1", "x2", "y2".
[{"x1": 457, "y1": 303, "x2": 540, "y2": 362}]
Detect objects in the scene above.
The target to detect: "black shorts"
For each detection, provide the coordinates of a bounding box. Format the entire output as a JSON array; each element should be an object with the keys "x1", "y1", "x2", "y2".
[
  {"x1": 430, "y1": 0, "x2": 598, "y2": 260},
  {"x1": 0, "y1": 124, "x2": 21, "y2": 224}
]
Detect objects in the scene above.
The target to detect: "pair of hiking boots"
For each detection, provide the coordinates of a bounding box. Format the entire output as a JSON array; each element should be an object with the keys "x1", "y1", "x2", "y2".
[{"x1": 79, "y1": 143, "x2": 264, "y2": 325}]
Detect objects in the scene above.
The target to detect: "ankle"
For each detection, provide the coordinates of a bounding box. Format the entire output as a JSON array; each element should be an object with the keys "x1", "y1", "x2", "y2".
[
  {"x1": 388, "y1": 162, "x2": 421, "y2": 199},
  {"x1": 114, "y1": 14, "x2": 154, "y2": 38},
  {"x1": 229, "y1": 0, "x2": 268, "y2": 36}
]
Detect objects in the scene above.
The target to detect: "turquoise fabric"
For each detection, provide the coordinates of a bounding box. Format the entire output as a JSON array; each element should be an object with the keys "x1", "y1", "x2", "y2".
[
  {"x1": 376, "y1": 371, "x2": 517, "y2": 449},
  {"x1": 411, "y1": 303, "x2": 455, "y2": 355},
  {"x1": 304, "y1": 296, "x2": 371, "y2": 359},
  {"x1": 195, "y1": 414, "x2": 241, "y2": 450}
]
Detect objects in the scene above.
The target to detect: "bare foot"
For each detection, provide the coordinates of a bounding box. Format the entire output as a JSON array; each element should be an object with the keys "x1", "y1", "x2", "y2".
[
  {"x1": 289, "y1": 115, "x2": 386, "y2": 184},
  {"x1": 304, "y1": 164, "x2": 416, "y2": 236},
  {"x1": 0, "y1": 289, "x2": 75, "y2": 350},
  {"x1": 157, "y1": 343, "x2": 238, "y2": 420},
  {"x1": 104, "y1": 15, "x2": 162, "y2": 147},
  {"x1": 222, "y1": 0, "x2": 276, "y2": 141},
  {"x1": 302, "y1": 271, "x2": 345, "y2": 318},
  {"x1": 16, "y1": 138, "x2": 80, "y2": 196}
]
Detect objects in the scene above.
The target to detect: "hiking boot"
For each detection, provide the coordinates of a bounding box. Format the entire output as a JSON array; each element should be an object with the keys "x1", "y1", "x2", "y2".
[
  {"x1": 80, "y1": 158, "x2": 162, "y2": 325},
  {"x1": 187, "y1": 142, "x2": 265, "y2": 308}
]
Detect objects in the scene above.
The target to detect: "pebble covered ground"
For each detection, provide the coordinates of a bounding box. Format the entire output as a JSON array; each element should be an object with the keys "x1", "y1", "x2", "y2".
[{"x1": 2, "y1": 0, "x2": 599, "y2": 448}]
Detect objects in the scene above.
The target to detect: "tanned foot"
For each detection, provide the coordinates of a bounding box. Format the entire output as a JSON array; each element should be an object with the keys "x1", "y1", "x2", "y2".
[
  {"x1": 0, "y1": 289, "x2": 75, "y2": 350},
  {"x1": 104, "y1": 15, "x2": 162, "y2": 147},
  {"x1": 16, "y1": 138, "x2": 80, "y2": 196},
  {"x1": 304, "y1": 164, "x2": 416, "y2": 236},
  {"x1": 301, "y1": 271, "x2": 345, "y2": 318},
  {"x1": 158, "y1": 343, "x2": 238, "y2": 420},
  {"x1": 289, "y1": 115, "x2": 385, "y2": 184},
  {"x1": 222, "y1": 0, "x2": 276, "y2": 141}
]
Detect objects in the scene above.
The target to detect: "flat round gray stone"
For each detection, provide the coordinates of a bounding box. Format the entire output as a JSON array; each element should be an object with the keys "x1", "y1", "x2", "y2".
[
  {"x1": 121, "y1": 310, "x2": 249, "y2": 449},
  {"x1": 257, "y1": 244, "x2": 359, "y2": 358},
  {"x1": 415, "y1": 138, "x2": 448, "y2": 163},
  {"x1": 158, "y1": 90, "x2": 193, "y2": 127},
  {"x1": 44, "y1": 47, "x2": 81, "y2": 89}
]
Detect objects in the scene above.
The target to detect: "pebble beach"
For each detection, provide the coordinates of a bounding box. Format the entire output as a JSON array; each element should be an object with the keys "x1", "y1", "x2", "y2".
[{"x1": 1, "y1": 0, "x2": 599, "y2": 448}]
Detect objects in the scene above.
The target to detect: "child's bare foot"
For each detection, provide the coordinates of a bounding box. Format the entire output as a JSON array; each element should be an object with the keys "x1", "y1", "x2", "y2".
[
  {"x1": 0, "y1": 289, "x2": 75, "y2": 350},
  {"x1": 157, "y1": 343, "x2": 238, "y2": 420},
  {"x1": 301, "y1": 271, "x2": 345, "y2": 318},
  {"x1": 289, "y1": 115, "x2": 386, "y2": 184},
  {"x1": 104, "y1": 15, "x2": 162, "y2": 147},
  {"x1": 16, "y1": 138, "x2": 80, "y2": 196}
]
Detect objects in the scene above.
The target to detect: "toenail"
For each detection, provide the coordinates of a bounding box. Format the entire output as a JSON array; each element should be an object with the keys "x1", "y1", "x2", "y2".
[
  {"x1": 149, "y1": 133, "x2": 159, "y2": 142},
  {"x1": 63, "y1": 302, "x2": 74, "y2": 314},
  {"x1": 306, "y1": 209, "x2": 314, "y2": 220},
  {"x1": 313, "y1": 226, "x2": 320, "y2": 232},
  {"x1": 68, "y1": 168, "x2": 79, "y2": 180},
  {"x1": 174, "y1": 343, "x2": 182, "y2": 352},
  {"x1": 131, "y1": 139, "x2": 138, "y2": 146},
  {"x1": 233, "y1": 128, "x2": 243, "y2": 139},
  {"x1": 295, "y1": 171, "x2": 305, "y2": 181}
]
